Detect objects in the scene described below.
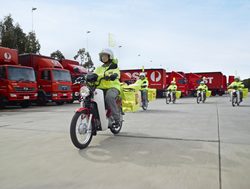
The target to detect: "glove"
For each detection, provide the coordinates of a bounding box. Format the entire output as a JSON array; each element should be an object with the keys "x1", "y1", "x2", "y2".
[
  {"x1": 109, "y1": 73, "x2": 118, "y2": 81},
  {"x1": 104, "y1": 75, "x2": 110, "y2": 80}
]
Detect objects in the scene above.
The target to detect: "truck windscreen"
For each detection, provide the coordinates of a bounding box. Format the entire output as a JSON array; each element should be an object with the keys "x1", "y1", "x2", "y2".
[
  {"x1": 7, "y1": 67, "x2": 36, "y2": 82},
  {"x1": 52, "y1": 70, "x2": 71, "y2": 82}
]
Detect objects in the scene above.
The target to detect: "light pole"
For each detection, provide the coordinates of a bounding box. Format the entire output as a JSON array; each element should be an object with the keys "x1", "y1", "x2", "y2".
[{"x1": 31, "y1": 7, "x2": 37, "y2": 32}]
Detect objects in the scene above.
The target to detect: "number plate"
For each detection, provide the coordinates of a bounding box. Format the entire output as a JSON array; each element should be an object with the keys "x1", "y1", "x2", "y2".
[
  {"x1": 24, "y1": 96, "x2": 30, "y2": 99},
  {"x1": 63, "y1": 94, "x2": 67, "y2": 96}
]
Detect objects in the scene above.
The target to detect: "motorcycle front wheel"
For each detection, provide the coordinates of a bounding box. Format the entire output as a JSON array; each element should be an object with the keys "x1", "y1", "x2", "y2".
[
  {"x1": 142, "y1": 100, "x2": 148, "y2": 110},
  {"x1": 70, "y1": 111, "x2": 93, "y2": 149},
  {"x1": 172, "y1": 94, "x2": 176, "y2": 104},
  {"x1": 197, "y1": 95, "x2": 201, "y2": 104},
  {"x1": 166, "y1": 95, "x2": 170, "y2": 104}
]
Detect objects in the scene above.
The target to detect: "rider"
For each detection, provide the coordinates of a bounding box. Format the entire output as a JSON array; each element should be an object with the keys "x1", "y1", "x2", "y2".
[
  {"x1": 227, "y1": 76, "x2": 244, "y2": 102},
  {"x1": 167, "y1": 80, "x2": 177, "y2": 99},
  {"x1": 134, "y1": 72, "x2": 149, "y2": 104},
  {"x1": 94, "y1": 48, "x2": 121, "y2": 127},
  {"x1": 197, "y1": 81, "x2": 208, "y2": 99}
]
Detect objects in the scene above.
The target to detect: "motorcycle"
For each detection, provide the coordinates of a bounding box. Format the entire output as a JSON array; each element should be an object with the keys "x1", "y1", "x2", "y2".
[
  {"x1": 165, "y1": 90, "x2": 176, "y2": 104},
  {"x1": 70, "y1": 64, "x2": 123, "y2": 149},
  {"x1": 141, "y1": 90, "x2": 148, "y2": 110},
  {"x1": 196, "y1": 89, "x2": 206, "y2": 104},
  {"x1": 140, "y1": 81, "x2": 148, "y2": 110},
  {"x1": 230, "y1": 86, "x2": 242, "y2": 107}
]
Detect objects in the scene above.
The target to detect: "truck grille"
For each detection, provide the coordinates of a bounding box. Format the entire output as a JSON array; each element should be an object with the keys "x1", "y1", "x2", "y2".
[
  {"x1": 58, "y1": 85, "x2": 70, "y2": 91},
  {"x1": 14, "y1": 87, "x2": 36, "y2": 92}
]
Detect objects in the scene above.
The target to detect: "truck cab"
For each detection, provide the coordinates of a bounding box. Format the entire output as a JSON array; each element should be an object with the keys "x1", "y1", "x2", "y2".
[
  {"x1": 60, "y1": 59, "x2": 88, "y2": 102},
  {"x1": 19, "y1": 54, "x2": 72, "y2": 105},
  {"x1": 0, "y1": 47, "x2": 37, "y2": 108}
]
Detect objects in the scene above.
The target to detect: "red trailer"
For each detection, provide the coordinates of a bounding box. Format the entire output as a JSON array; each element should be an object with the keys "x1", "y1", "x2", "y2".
[
  {"x1": 120, "y1": 68, "x2": 166, "y2": 97},
  {"x1": 60, "y1": 59, "x2": 88, "y2": 102},
  {"x1": 185, "y1": 73, "x2": 202, "y2": 96},
  {"x1": 19, "y1": 54, "x2": 72, "y2": 105},
  {"x1": 0, "y1": 47, "x2": 37, "y2": 108},
  {"x1": 228, "y1": 76, "x2": 235, "y2": 85},
  {"x1": 195, "y1": 72, "x2": 227, "y2": 96}
]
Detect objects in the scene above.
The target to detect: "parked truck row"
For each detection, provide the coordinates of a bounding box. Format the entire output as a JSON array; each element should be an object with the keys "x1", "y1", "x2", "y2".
[
  {"x1": 0, "y1": 47, "x2": 76, "y2": 107},
  {"x1": 120, "y1": 69, "x2": 234, "y2": 97},
  {"x1": 0, "y1": 46, "x2": 235, "y2": 108}
]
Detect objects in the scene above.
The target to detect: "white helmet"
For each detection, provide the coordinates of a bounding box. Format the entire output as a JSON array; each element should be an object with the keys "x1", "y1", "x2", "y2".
[
  {"x1": 139, "y1": 72, "x2": 146, "y2": 77},
  {"x1": 171, "y1": 81, "x2": 176, "y2": 84},
  {"x1": 99, "y1": 48, "x2": 114, "y2": 60},
  {"x1": 200, "y1": 81, "x2": 205, "y2": 85},
  {"x1": 235, "y1": 76, "x2": 240, "y2": 81}
]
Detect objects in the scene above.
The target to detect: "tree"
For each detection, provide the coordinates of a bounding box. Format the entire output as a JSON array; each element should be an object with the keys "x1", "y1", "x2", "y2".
[
  {"x1": 0, "y1": 15, "x2": 41, "y2": 54},
  {"x1": 0, "y1": 15, "x2": 16, "y2": 48},
  {"x1": 25, "y1": 32, "x2": 41, "y2": 54},
  {"x1": 74, "y1": 48, "x2": 94, "y2": 70},
  {"x1": 51, "y1": 50, "x2": 65, "y2": 60},
  {"x1": 14, "y1": 24, "x2": 27, "y2": 54}
]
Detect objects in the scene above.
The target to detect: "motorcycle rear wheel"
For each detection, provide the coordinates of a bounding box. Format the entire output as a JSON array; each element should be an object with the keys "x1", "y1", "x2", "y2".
[{"x1": 70, "y1": 111, "x2": 93, "y2": 149}]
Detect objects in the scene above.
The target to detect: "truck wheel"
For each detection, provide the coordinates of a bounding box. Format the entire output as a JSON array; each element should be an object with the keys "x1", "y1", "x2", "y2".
[
  {"x1": 37, "y1": 96, "x2": 47, "y2": 106},
  {"x1": 67, "y1": 100, "x2": 74, "y2": 104},
  {"x1": 56, "y1": 101, "x2": 64, "y2": 105},
  {"x1": 20, "y1": 101, "x2": 30, "y2": 108},
  {"x1": 0, "y1": 98, "x2": 6, "y2": 108}
]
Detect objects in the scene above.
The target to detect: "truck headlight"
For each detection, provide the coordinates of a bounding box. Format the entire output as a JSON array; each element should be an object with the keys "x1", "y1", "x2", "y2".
[
  {"x1": 80, "y1": 86, "x2": 90, "y2": 99},
  {"x1": 52, "y1": 93, "x2": 58, "y2": 97},
  {"x1": 34, "y1": 93, "x2": 38, "y2": 97},
  {"x1": 10, "y1": 93, "x2": 17, "y2": 97}
]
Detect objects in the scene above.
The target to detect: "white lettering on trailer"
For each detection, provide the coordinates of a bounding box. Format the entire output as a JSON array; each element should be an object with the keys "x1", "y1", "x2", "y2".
[
  {"x1": 132, "y1": 72, "x2": 140, "y2": 80},
  {"x1": 150, "y1": 71, "x2": 161, "y2": 82},
  {"x1": 204, "y1": 77, "x2": 214, "y2": 84},
  {"x1": 4, "y1": 52, "x2": 11, "y2": 60}
]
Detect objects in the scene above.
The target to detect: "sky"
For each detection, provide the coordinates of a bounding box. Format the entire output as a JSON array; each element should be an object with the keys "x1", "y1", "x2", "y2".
[{"x1": 0, "y1": 0, "x2": 249, "y2": 79}]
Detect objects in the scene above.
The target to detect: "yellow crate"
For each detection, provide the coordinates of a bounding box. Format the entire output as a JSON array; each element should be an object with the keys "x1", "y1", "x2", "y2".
[
  {"x1": 206, "y1": 90, "x2": 212, "y2": 97},
  {"x1": 176, "y1": 91, "x2": 181, "y2": 99},
  {"x1": 148, "y1": 88, "x2": 156, "y2": 102},
  {"x1": 121, "y1": 86, "x2": 140, "y2": 112},
  {"x1": 243, "y1": 88, "x2": 248, "y2": 98}
]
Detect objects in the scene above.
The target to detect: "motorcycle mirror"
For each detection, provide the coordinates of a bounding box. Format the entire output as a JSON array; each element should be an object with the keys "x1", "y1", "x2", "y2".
[{"x1": 86, "y1": 73, "x2": 98, "y2": 82}]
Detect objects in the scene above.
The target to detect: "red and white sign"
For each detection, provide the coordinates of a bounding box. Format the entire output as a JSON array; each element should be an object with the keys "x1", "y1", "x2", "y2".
[
  {"x1": 150, "y1": 71, "x2": 161, "y2": 82},
  {"x1": 4, "y1": 52, "x2": 12, "y2": 60}
]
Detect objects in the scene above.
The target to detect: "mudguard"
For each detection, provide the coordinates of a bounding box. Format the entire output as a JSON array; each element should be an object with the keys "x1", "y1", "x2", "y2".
[{"x1": 75, "y1": 107, "x2": 90, "y2": 113}]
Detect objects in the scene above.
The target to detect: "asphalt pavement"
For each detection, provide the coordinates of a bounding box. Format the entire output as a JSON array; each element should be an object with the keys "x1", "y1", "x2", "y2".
[{"x1": 0, "y1": 95, "x2": 250, "y2": 189}]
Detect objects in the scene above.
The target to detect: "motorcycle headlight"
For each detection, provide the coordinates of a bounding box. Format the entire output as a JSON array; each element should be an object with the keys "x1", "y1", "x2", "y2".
[{"x1": 80, "y1": 86, "x2": 90, "y2": 98}]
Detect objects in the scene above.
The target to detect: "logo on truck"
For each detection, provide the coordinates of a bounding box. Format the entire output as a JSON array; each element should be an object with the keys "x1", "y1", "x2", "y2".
[
  {"x1": 150, "y1": 71, "x2": 161, "y2": 82},
  {"x1": 4, "y1": 52, "x2": 11, "y2": 60},
  {"x1": 204, "y1": 77, "x2": 214, "y2": 84}
]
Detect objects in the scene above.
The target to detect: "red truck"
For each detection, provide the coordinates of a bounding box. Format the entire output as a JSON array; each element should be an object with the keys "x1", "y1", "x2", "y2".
[
  {"x1": 19, "y1": 54, "x2": 72, "y2": 105},
  {"x1": 0, "y1": 47, "x2": 37, "y2": 108},
  {"x1": 185, "y1": 73, "x2": 202, "y2": 96},
  {"x1": 60, "y1": 59, "x2": 88, "y2": 102},
  {"x1": 166, "y1": 71, "x2": 188, "y2": 96},
  {"x1": 228, "y1": 76, "x2": 235, "y2": 85},
  {"x1": 194, "y1": 72, "x2": 227, "y2": 96},
  {"x1": 120, "y1": 68, "x2": 166, "y2": 97}
]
